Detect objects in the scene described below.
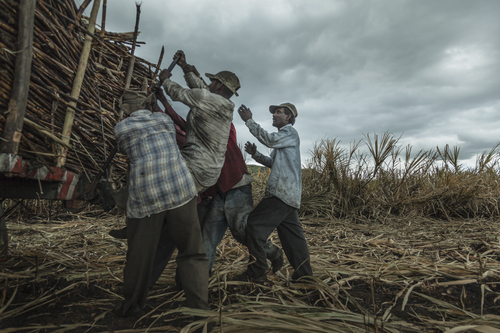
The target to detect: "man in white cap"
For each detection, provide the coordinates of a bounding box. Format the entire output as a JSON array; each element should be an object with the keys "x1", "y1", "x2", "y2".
[
  {"x1": 112, "y1": 90, "x2": 210, "y2": 317},
  {"x1": 159, "y1": 50, "x2": 240, "y2": 193},
  {"x1": 236, "y1": 103, "x2": 313, "y2": 283}
]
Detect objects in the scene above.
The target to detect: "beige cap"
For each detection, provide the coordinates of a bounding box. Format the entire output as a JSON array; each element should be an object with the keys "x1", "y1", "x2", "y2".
[
  {"x1": 119, "y1": 90, "x2": 156, "y2": 115},
  {"x1": 205, "y1": 71, "x2": 240, "y2": 96},
  {"x1": 269, "y1": 103, "x2": 298, "y2": 118}
]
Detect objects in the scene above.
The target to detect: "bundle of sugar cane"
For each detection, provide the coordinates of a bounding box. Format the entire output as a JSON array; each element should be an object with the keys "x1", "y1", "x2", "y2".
[{"x1": 0, "y1": 0, "x2": 161, "y2": 186}]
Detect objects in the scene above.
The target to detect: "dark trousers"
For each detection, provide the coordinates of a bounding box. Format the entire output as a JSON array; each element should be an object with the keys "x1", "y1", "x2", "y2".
[
  {"x1": 150, "y1": 198, "x2": 210, "y2": 287},
  {"x1": 122, "y1": 197, "x2": 209, "y2": 314},
  {"x1": 246, "y1": 196, "x2": 313, "y2": 280}
]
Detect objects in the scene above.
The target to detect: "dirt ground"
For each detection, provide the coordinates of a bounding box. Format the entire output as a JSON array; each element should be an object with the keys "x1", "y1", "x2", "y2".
[{"x1": 1, "y1": 213, "x2": 499, "y2": 332}]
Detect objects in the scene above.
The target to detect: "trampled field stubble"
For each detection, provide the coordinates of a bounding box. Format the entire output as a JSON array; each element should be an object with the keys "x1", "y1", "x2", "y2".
[{"x1": 1, "y1": 133, "x2": 500, "y2": 332}]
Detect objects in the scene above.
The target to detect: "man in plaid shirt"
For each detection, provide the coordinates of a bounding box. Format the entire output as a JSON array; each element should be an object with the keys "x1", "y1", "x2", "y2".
[{"x1": 112, "y1": 90, "x2": 209, "y2": 317}]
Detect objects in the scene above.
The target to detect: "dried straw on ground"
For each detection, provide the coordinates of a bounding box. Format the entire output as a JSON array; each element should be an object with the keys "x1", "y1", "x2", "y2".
[
  {"x1": 1, "y1": 208, "x2": 499, "y2": 332},
  {"x1": 2, "y1": 135, "x2": 500, "y2": 331}
]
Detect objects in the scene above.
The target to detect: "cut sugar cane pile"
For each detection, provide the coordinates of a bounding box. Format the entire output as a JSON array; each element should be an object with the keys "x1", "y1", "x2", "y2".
[{"x1": 0, "y1": 0, "x2": 158, "y2": 180}]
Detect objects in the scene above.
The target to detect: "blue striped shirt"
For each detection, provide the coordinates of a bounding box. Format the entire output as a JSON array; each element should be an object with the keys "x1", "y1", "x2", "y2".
[{"x1": 114, "y1": 110, "x2": 197, "y2": 219}]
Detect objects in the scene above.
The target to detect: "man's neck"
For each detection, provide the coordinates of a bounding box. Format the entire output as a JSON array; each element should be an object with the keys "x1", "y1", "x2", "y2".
[
  {"x1": 277, "y1": 123, "x2": 290, "y2": 130},
  {"x1": 129, "y1": 108, "x2": 151, "y2": 115}
]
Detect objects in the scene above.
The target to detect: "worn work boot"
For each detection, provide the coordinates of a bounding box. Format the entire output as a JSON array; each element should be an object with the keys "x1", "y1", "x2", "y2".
[
  {"x1": 109, "y1": 227, "x2": 128, "y2": 239},
  {"x1": 233, "y1": 272, "x2": 267, "y2": 284},
  {"x1": 99, "y1": 181, "x2": 116, "y2": 212},
  {"x1": 270, "y1": 249, "x2": 284, "y2": 273},
  {"x1": 291, "y1": 275, "x2": 315, "y2": 284},
  {"x1": 113, "y1": 301, "x2": 145, "y2": 318}
]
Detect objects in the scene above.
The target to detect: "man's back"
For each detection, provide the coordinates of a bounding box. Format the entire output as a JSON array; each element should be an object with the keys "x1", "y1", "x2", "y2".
[{"x1": 114, "y1": 110, "x2": 197, "y2": 218}]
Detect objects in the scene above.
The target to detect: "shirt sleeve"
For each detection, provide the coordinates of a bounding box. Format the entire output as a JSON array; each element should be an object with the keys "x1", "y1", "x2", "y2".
[
  {"x1": 114, "y1": 123, "x2": 127, "y2": 154},
  {"x1": 245, "y1": 118, "x2": 297, "y2": 149},
  {"x1": 252, "y1": 150, "x2": 273, "y2": 168},
  {"x1": 184, "y1": 72, "x2": 208, "y2": 89},
  {"x1": 162, "y1": 78, "x2": 212, "y2": 111}
]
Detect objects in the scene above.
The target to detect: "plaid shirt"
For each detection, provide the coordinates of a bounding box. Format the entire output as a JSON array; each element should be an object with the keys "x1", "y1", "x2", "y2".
[{"x1": 114, "y1": 110, "x2": 197, "y2": 219}]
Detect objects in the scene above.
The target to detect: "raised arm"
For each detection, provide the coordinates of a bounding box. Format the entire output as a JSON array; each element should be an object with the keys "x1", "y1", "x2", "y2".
[
  {"x1": 174, "y1": 50, "x2": 208, "y2": 89},
  {"x1": 184, "y1": 71, "x2": 208, "y2": 90},
  {"x1": 161, "y1": 78, "x2": 213, "y2": 110},
  {"x1": 238, "y1": 105, "x2": 297, "y2": 149},
  {"x1": 245, "y1": 141, "x2": 273, "y2": 168},
  {"x1": 155, "y1": 87, "x2": 187, "y2": 131}
]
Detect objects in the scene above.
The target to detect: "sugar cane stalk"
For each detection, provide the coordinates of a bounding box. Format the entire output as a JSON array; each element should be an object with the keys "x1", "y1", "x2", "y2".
[
  {"x1": 67, "y1": 0, "x2": 92, "y2": 32},
  {"x1": 0, "y1": 0, "x2": 36, "y2": 154},
  {"x1": 120, "y1": 3, "x2": 141, "y2": 119},
  {"x1": 148, "y1": 46, "x2": 164, "y2": 94},
  {"x1": 57, "y1": 0, "x2": 101, "y2": 167},
  {"x1": 98, "y1": 0, "x2": 107, "y2": 64}
]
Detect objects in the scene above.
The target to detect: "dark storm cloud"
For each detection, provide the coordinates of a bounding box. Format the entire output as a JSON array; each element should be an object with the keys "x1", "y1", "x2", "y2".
[{"x1": 88, "y1": 0, "x2": 500, "y2": 166}]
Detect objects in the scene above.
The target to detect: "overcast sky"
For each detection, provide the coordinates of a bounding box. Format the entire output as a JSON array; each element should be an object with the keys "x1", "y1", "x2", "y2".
[{"x1": 84, "y1": 0, "x2": 500, "y2": 168}]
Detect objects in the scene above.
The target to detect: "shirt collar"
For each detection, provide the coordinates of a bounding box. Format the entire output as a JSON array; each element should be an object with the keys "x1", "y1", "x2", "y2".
[
  {"x1": 130, "y1": 109, "x2": 152, "y2": 117},
  {"x1": 279, "y1": 123, "x2": 292, "y2": 131}
]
